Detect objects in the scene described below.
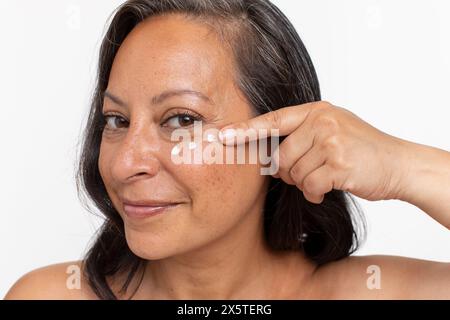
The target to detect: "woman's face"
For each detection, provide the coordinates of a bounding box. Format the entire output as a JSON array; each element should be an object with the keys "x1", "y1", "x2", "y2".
[{"x1": 99, "y1": 14, "x2": 269, "y2": 260}]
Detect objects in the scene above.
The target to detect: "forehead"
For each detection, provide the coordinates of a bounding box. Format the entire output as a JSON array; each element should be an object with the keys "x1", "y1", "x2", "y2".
[{"x1": 107, "y1": 13, "x2": 235, "y2": 100}]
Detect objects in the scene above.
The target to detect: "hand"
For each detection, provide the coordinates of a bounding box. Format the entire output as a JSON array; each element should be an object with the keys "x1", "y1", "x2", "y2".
[{"x1": 218, "y1": 101, "x2": 410, "y2": 204}]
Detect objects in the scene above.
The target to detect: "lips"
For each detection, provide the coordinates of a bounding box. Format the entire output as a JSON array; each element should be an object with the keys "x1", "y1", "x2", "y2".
[{"x1": 121, "y1": 198, "x2": 182, "y2": 219}]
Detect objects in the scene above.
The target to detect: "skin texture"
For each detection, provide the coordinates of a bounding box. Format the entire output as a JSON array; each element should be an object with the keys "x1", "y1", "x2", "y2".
[
  {"x1": 95, "y1": 13, "x2": 306, "y2": 299},
  {"x1": 4, "y1": 14, "x2": 450, "y2": 300}
]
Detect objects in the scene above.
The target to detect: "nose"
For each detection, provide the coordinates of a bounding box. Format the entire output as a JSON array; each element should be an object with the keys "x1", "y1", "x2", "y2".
[{"x1": 109, "y1": 122, "x2": 162, "y2": 183}]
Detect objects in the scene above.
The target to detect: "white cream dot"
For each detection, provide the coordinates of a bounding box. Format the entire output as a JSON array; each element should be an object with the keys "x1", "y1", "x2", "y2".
[
  {"x1": 206, "y1": 133, "x2": 217, "y2": 142},
  {"x1": 171, "y1": 144, "x2": 182, "y2": 156},
  {"x1": 188, "y1": 141, "x2": 197, "y2": 150}
]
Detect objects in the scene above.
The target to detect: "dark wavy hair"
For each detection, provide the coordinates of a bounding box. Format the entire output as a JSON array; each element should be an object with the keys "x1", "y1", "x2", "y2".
[{"x1": 77, "y1": 0, "x2": 365, "y2": 300}]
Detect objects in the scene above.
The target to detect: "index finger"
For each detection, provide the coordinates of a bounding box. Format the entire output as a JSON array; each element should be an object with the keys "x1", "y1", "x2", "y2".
[{"x1": 218, "y1": 102, "x2": 315, "y2": 145}]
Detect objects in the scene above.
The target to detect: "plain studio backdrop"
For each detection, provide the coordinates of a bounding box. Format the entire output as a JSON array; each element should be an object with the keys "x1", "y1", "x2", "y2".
[{"x1": 1, "y1": 0, "x2": 449, "y2": 297}]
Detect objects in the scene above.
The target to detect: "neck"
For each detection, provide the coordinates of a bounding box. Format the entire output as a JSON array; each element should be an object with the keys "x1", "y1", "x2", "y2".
[{"x1": 137, "y1": 207, "x2": 316, "y2": 299}]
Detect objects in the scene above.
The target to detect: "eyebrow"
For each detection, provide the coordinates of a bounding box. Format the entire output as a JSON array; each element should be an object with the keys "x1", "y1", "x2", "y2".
[{"x1": 103, "y1": 89, "x2": 213, "y2": 107}]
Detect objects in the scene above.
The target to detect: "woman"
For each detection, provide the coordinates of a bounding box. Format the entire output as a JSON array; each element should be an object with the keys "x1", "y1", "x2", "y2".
[{"x1": 5, "y1": 0, "x2": 449, "y2": 300}]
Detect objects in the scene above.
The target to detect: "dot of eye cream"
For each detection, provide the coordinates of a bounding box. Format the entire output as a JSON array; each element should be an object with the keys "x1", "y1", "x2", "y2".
[
  {"x1": 206, "y1": 133, "x2": 218, "y2": 143},
  {"x1": 171, "y1": 144, "x2": 182, "y2": 156},
  {"x1": 188, "y1": 141, "x2": 197, "y2": 150}
]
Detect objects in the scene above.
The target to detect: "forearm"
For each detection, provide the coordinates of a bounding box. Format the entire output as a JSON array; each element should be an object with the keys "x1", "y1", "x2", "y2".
[{"x1": 397, "y1": 138, "x2": 450, "y2": 229}]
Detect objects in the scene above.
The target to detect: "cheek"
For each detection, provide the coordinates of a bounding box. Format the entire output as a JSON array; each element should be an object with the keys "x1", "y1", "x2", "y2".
[
  {"x1": 98, "y1": 140, "x2": 115, "y2": 187},
  {"x1": 170, "y1": 150, "x2": 266, "y2": 226},
  {"x1": 125, "y1": 155, "x2": 266, "y2": 259},
  {"x1": 166, "y1": 139, "x2": 269, "y2": 221},
  {"x1": 98, "y1": 139, "x2": 122, "y2": 204}
]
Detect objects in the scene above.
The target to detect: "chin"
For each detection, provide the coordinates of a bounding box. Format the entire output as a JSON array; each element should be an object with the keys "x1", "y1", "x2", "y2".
[{"x1": 123, "y1": 230, "x2": 181, "y2": 261}]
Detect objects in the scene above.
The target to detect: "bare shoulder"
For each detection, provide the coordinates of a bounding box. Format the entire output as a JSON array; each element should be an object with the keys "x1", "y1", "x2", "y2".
[
  {"x1": 4, "y1": 260, "x2": 98, "y2": 300},
  {"x1": 314, "y1": 255, "x2": 450, "y2": 299}
]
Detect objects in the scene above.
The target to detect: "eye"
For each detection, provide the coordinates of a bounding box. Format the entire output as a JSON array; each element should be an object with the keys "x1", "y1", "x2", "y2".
[
  {"x1": 163, "y1": 111, "x2": 203, "y2": 129},
  {"x1": 103, "y1": 114, "x2": 129, "y2": 130}
]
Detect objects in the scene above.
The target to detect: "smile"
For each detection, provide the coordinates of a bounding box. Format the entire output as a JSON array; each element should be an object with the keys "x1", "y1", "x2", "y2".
[{"x1": 122, "y1": 202, "x2": 181, "y2": 219}]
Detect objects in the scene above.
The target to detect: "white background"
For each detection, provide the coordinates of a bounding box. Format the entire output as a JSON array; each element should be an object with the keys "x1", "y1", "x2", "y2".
[{"x1": 1, "y1": 0, "x2": 449, "y2": 297}]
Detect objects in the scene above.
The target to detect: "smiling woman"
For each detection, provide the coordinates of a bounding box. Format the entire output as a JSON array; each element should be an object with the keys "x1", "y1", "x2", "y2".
[
  {"x1": 79, "y1": 0, "x2": 349, "y2": 299},
  {"x1": 4, "y1": 0, "x2": 450, "y2": 300}
]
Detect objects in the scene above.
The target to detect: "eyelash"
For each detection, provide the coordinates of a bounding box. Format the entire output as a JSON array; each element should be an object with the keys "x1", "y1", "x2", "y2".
[
  {"x1": 101, "y1": 112, "x2": 127, "y2": 132},
  {"x1": 101, "y1": 109, "x2": 204, "y2": 132}
]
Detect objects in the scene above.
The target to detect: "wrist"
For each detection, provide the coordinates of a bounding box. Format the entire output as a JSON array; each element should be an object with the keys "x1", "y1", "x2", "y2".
[
  {"x1": 392, "y1": 136, "x2": 450, "y2": 228},
  {"x1": 393, "y1": 137, "x2": 427, "y2": 202},
  {"x1": 395, "y1": 138, "x2": 450, "y2": 202}
]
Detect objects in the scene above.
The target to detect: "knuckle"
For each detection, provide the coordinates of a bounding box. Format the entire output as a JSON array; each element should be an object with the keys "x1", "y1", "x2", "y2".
[
  {"x1": 315, "y1": 114, "x2": 339, "y2": 131},
  {"x1": 322, "y1": 135, "x2": 341, "y2": 152},
  {"x1": 310, "y1": 103, "x2": 341, "y2": 133},
  {"x1": 320, "y1": 135, "x2": 350, "y2": 170},
  {"x1": 309, "y1": 101, "x2": 333, "y2": 115},
  {"x1": 303, "y1": 175, "x2": 317, "y2": 193},
  {"x1": 289, "y1": 162, "x2": 302, "y2": 181},
  {"x1": 267, "y1": 110, "x2": 282, "y2": 129},
  {"x1": 330, "y1": 149, "x2": 349, "y2": 170}
]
